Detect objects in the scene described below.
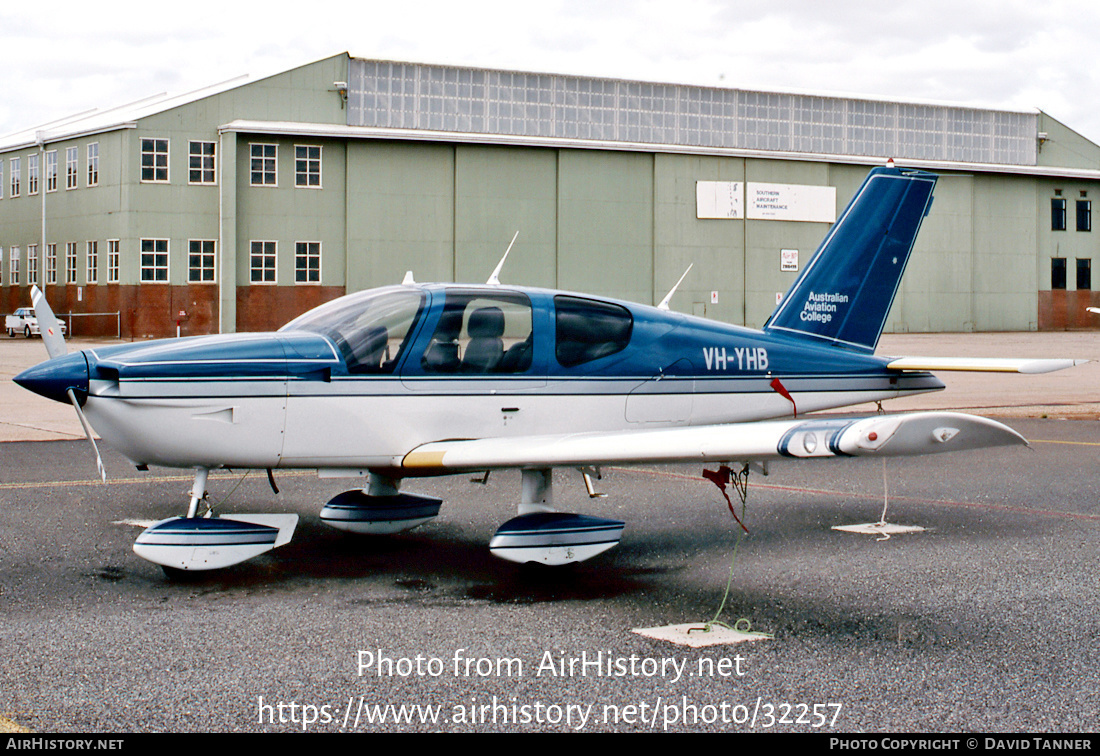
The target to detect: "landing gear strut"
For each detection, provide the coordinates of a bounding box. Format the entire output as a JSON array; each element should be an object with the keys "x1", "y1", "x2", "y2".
[
  {"x1": 133, "y1": 467, "x2": 298, "y2": 574},
  {"x1": 489, "y1": 468, "x2": 625, "y2": 565}
]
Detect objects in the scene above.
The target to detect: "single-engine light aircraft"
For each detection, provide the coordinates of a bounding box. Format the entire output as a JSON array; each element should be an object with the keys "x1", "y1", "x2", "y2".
[{"x1": 14, "y1": 166, "x2": 1081, "y2": 574}]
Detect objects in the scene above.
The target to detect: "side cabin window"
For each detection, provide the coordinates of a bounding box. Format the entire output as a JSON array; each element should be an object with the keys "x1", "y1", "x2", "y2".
[
  {"x1": 421, "y1": 290, "x2": 533, "y2": 374},
  {"x1": 280, "y1": 287, "x2": 424, "y2": 374},
  {"x1": 554, "y1": 295, "x2": 633, "y2": 368}
]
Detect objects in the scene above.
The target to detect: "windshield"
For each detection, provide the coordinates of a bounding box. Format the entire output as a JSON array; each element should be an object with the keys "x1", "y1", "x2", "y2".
[{"x1": 280, "y1": 286, "x2": 425, "y2": 373}]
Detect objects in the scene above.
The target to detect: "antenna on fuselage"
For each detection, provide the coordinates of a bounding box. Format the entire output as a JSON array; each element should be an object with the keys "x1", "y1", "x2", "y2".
[
  {"x1": 657, "y1": 264, "x2": 693, "y2": 311},
  {"x1": 486, "y1": 231, "x2": 519, "y2": 286},
  {"x1": 401, "y1": 271, "x2": 416, "y2": 285}
]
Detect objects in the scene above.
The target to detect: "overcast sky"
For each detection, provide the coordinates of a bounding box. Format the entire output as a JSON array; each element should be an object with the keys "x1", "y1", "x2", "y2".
[{"x1": 4, "y1": 0, "x2": 1100, "y2": 148}]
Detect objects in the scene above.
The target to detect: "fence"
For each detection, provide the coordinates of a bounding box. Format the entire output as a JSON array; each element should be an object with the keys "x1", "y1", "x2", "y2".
[{"x1": 60, "y1": 311, "x2": 121, "y2": 339}]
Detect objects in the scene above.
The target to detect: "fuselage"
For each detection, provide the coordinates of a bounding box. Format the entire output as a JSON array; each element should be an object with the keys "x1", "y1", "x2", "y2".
[{"x1": 15, "y1": 283, "x2": 943, "y2": 472}]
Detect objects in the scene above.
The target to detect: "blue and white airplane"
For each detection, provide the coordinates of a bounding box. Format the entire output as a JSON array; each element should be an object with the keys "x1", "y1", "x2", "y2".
[{"x1": 14, "y1": 166, "x2": 1079, "y2": 574}]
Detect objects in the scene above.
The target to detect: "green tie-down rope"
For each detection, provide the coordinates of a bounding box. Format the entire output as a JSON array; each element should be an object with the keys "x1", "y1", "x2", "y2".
[{"x1": 689, "y1": 465, "x2": 773, "y2": 639}]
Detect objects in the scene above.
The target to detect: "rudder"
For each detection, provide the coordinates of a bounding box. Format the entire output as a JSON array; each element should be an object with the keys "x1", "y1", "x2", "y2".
[{"x1": 763, "y1": 166, "x2": 937, "y2": 352}]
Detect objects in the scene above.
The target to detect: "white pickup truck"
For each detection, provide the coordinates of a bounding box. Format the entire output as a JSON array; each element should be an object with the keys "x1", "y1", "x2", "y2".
[{"x1": 5, "y1": 307, "x2": 67, "y2": 338}]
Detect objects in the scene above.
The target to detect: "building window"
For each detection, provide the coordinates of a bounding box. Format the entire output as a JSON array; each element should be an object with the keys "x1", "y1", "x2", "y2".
[
  {"x1": 86, "y1": 241, "x2": 98, "y2": 284},
  {"x1": 1052, "y1": 197, "x2": 1067, "y2": 231},
  {"x1": 46, "y1": 151, "x2": 57, "y2": 192},
  {"x1": 65, "y1": 242, "x2": 78, "y2": 284},
  {"x1": 10, "y1": 248, "x2": 19, "y2": 285},
  {"x1": 46, "y1": 244, "x2": 57, "y2": 284},
  {"x1": 87, "y1": 143, "x2": 99, "y2": 187},
  {"x1": 295, "y1": 146, "x2": 321, "y2": 187},
  {"x1": 141, "y1": 138, "x2": 169, "y2": 182},
  {"x1": 1051, "y1": 257, "x2": 1067, "y2": 290},
  {"x1": 250, "y1": 241, "x2": 277, "y2": 283},
  {"x1": 27, "y1": 244, "x2": 37, "y2": 285},
  {"x1": 295, "y1": 242, "x2": 321, "y2": 283},
  {"x1": 188, "y1": 239, "x2": 216, "y2": 282},
  {"x1": 250, "y1": 144, "x2": 277, "y2": 186},
  {"x1": 1077, "y1": 200, "x2": 1091, "y2": 232},
  {"x1": 66, "y1": 147, "x2": 78, "y2": 189},
  {"x1": 1077, "y1": 259, "x2": 1091, "y2": 290},
  {"x1": 188, "y1": 141, "x2": 216, "y2": 184},
  {"x1": 140, "y1": 239, "x2": 169, "y2": 282},
  {"x1": 0, "y1": 247, "x2": 4, "y2": 285},
  {"x1": 28, "y1": 154, "x2": 38, "y2": 195},
  {"x1": 107, "y1": 240, "x2": 120, "y2": 283},
  {"x1": 10, "y1": 157, "x2": 20, "y2": 197}
]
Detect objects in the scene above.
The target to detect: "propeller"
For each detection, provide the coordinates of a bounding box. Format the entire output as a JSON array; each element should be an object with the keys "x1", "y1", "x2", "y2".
[
  {"x1": 29, "y1": 285, "x2": 107, "y2": 482},
  {"x1": 67, "y1": 387, "x2": 107, "y2": 483},
  {"x1": 30, "y1": 285, "x2": 67, "y2": 359}
]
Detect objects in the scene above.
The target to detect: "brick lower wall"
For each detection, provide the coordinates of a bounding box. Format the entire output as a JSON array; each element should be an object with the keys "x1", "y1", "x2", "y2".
[
  {"x1": 1038, "y1": 290, "x2": 1100, "y2": 330},
  {"x1": 3, "y1": 284, "x2": 351, "y2": 339},
  {"x1": 236, "y1": 286, "x2": 346, "y2": 333},
  {"x1": 3, "y1": 284, "x2": 217, "y2": 339}
]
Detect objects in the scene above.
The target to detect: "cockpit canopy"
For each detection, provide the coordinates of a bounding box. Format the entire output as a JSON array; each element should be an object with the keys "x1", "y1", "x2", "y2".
[{"x1": 281, "y1": 285, "x2": 634, "y2": 375}]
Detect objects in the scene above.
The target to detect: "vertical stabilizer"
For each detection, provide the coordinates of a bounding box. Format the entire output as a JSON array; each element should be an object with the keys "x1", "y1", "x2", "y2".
[{"x1": 763, "y1": 167, "x2": 937, "y2": 352}]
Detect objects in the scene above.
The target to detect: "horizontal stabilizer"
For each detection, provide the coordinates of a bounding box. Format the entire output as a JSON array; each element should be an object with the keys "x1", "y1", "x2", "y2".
[
  {"x1": 401, "y1": 411, "x2": 1026, "y2": 472},
  {"x1": 886, "y1": 357, "x2": 1086, "y2": 374}
]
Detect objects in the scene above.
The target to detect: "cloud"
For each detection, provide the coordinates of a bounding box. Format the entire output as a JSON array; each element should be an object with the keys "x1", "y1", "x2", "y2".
[{"x1": 2, "y1": 0, "x2": 1099, "y2": 144}]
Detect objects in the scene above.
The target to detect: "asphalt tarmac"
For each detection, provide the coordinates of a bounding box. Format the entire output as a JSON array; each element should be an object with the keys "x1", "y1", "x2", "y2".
[{"x1": 1, "y1": 334, "x2": 1099, "y2": 733}]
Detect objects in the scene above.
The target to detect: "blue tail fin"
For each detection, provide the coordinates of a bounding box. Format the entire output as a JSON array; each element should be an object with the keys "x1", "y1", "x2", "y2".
[{"x1": 763, "y1": 166, "x2": 937, "y2": 352}]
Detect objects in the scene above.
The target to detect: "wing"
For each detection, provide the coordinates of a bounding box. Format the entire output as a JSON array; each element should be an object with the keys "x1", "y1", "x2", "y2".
[
  {"x1": 401, "y1": 411, "x2": 1026, "y2": 473},
  {"x1": 886, "y1": 357, "x2": 1084, "y2": 374}
]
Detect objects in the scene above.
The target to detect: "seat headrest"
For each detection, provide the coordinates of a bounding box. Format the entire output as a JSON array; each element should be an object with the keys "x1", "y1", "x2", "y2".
[{"x1": 467, "y1": 307, "x2": 505, "y2": 338}]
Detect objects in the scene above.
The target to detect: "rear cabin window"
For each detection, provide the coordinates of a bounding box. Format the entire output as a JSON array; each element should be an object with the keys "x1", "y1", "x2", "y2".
[
  {"x1": 554, "y1": 295, "x2": 633, "y2": 367},
  {"x1": 421, "y1": 290, "x2": 534, "y2": 374}
]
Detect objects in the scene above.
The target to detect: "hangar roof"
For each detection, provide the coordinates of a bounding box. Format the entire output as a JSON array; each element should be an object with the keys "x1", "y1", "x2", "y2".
[
  {"x1": 3, "y1": 53, "x2": 1095, "y2": 177},
  {"x1": 0, "y1": 76, "x2": 251, "y2": 152},
  {"x1": 346, "y1": 58, "x2": 1041, "y2": 168}
]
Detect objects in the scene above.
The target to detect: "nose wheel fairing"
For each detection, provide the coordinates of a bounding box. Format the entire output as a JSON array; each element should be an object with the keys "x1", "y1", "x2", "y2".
[{"x1": 133, "y1": 514, "x2": 298, "y2": 571}]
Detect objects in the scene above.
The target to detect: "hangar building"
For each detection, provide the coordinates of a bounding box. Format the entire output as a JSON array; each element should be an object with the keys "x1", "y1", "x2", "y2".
[{"x1": 1, "y1": 51, "x2": 1099, "y2": 338}]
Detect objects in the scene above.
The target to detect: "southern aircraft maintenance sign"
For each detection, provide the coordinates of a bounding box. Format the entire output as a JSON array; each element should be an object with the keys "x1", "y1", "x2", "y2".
[
  {"x1": 747, "y1": 182, "x2": 836, "y2": 223},
  {"x1": 696, "y1": 181, "x2": 836, "y2": 223}
]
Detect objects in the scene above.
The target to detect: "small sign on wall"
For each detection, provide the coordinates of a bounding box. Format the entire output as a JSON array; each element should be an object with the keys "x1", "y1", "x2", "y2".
[
  {"x1": 696, "y1": 181, "x2": 744, "y2": 219},
  {"x1": 781, "y1": 249, "x2": 799, "y2": 272},
  {"x1": 710, "y1": 291, "x2": 719, "y2": 304}
]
